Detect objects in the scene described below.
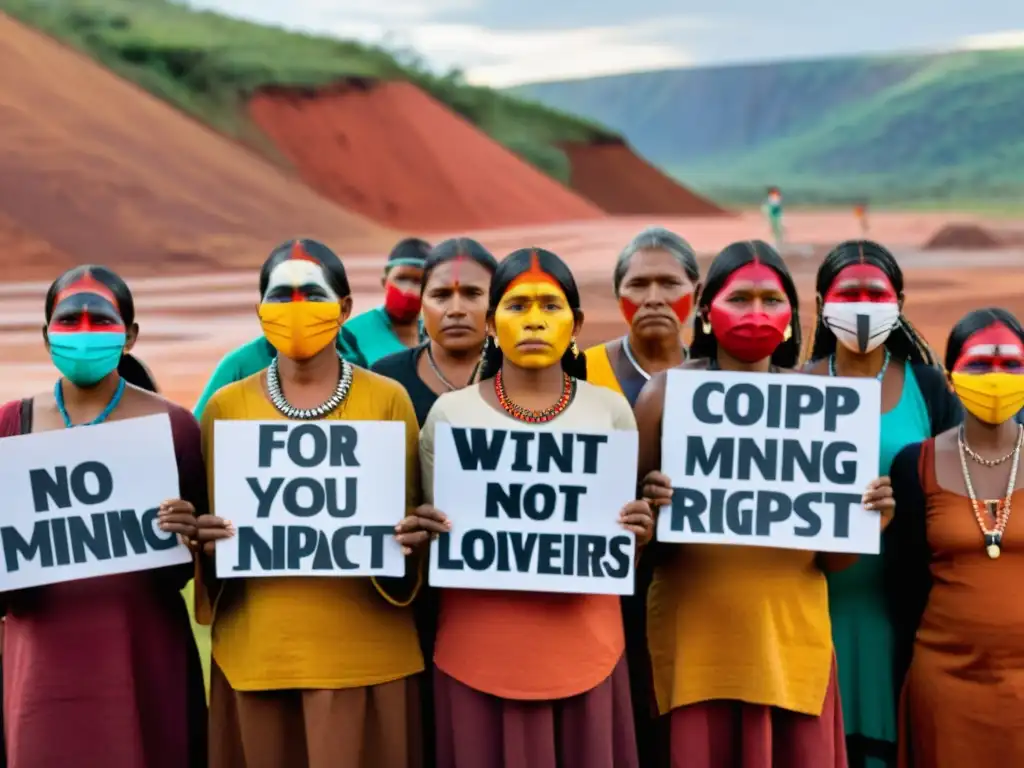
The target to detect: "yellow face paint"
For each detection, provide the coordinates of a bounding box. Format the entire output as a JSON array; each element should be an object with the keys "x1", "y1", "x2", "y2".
[{"x1": 494, "y1": 280, "x2": 575, "y2": 369}]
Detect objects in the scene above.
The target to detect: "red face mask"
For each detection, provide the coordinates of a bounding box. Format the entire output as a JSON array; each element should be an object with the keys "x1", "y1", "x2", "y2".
[
  {"x1": 384, "y1": 282, "x2": 422, "y2": 322},
  {"x1": 707, "y1": 262, "x2": 792, "y2": 363},
  {"x1": 619, "y1": 294, "x2": 693, "y2": 326}
]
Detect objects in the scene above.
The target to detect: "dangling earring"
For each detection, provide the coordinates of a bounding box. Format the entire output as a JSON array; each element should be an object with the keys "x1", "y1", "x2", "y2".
[
  {"x1": 783, "y1": 324, "x2": 792, "y2": 342},
  {"x1": 491, "y1": 335, "x2": 500, "y2": 351},
  {"x1": 571, "y1": 337, "x2": 580, "y2": 356},
  {"x1": 701, "y1": 316, "x2": 712, "y2": 335}
]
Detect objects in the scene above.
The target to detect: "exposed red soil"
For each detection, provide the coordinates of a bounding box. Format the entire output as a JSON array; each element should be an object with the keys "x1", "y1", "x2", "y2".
[
  {"x1": 0, "y1": 14, "x2": 395, "y2": 281},
  {"x1": 561, "y1": 139, "x2": 730, "y2": 217},
  {"x1": 248, "y1": 81, "x2": 605, "y2": 234},
  {"x1": 924, "y1": 223, "x2": 1002, "y2": 250}
]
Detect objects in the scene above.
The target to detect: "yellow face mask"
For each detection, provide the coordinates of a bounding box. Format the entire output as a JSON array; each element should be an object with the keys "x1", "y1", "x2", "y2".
[
  {"x1": 950, "y1": 372, "x2": 1024, "y2": 425},
  {"x1": 258, "y1": 301, "x2": 342, "y2": 361},
  {"x1": 493, "y1": 278, "x2": 575, "y2": 369}
]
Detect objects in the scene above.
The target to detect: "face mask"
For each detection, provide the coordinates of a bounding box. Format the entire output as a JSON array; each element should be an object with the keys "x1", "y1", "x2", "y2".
[
  {"x1": 259, "y1": 302, "x2": 341, "y2": 360},
  {"x1": 822, "y1": 301, "x2": 900, "y2": 354},
  {"x1": 494, "y1": 279, "x2": 575, "y2": 369},
  {"x1": 951, "y1": 372, "x2": 1024, "y2": 425},
  {"x1": 707, "y1": 262, "x2": 791, "y2": 363},
  {"x1": 384, "y1": 283, "x2": 422, "y2": 323},
  {"x1": 48, "y1": 331, "x2": 126, "y2": 387}
]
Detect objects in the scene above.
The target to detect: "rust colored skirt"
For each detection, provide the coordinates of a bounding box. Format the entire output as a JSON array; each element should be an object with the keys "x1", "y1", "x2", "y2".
[
  {"x1": 662, "y1": 658, "x2": 847, "y2": 768},
  {"x1": 433, "y1": 656, "x2": 638, "y2": 768},
  {"x1": 209, "y1": 663, "x2": 422, "y2": 768}
]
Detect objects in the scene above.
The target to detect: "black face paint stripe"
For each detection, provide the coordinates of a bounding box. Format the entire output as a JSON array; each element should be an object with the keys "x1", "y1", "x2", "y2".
[{"x1": 856, "y1": 313, "x2": 871, "y2": 353}]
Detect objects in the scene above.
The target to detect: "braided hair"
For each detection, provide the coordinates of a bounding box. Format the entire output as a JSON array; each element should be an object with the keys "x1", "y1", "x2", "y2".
[
  {"x1": 478, "y1": 248, "x2": 587, "y2": 381},
  {"x1": 808, "y1": 239, "x2": 938, "y2": 367}
]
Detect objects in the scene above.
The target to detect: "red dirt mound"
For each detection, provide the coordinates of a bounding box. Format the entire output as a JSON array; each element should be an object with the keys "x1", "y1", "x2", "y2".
[
  {"x1": 561, "y1": 139, "x2": 730, "y2": 217},
  {"x1": 0, "y1": 14, "x2": 394, "y2": 280},
  {"x1": 923, "y1": 223, "x2": 1003, "y2": 250},
  {"x1": 248, "y1": 81, "x2": 604, "y2": 233}
]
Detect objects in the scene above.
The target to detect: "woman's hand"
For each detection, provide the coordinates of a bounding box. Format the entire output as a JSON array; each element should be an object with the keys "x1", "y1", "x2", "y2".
[
  {"x1": 619, "y1": 500, "x2": 655, "y2": 547},
  {"x1": 194, "y1": 516, "x2": 235, "y2": 556},
  {"x1": 640, "y1": 471, "x2": 673, "y2": 508},
  {"x1": 158, "y1": 499, "x2": 198, "y2": 543},
  {"x1": 395, "y1": 504, "x2": 451, "y2": 555},
  {"x1": 863, "y1": 476, "x2": 896, "y2": 532}
]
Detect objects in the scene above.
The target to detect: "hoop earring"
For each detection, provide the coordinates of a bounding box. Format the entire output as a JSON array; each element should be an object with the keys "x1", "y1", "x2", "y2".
[
  {"x1": 701, "y1": 317, "x2": 712, "y2": 335},
  {"x1": 783, "y1": 324, "x2": 792, "y2": 342}
]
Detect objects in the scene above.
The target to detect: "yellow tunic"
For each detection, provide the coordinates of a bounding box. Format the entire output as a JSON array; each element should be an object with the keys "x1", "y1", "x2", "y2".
[
  {"x1": 648, "y1": 545, "x2": 833, "y2": 716},
  {"x1": 198, "y1": 367, "x2": 424, "y2": 691},
  {"x1": 584, "y1": 343, "x2": 624, "y2": 396}
]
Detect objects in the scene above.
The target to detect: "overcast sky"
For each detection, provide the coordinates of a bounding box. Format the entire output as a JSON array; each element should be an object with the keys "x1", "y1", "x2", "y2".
[{"x1": 188, "y1": 0, "x2": 1024, "y2": 86}]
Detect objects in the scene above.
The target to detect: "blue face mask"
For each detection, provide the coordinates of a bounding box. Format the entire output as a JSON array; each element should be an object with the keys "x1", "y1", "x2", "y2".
[{"x1": 48, "y1": 331, "x2": 126, "y2": 387}]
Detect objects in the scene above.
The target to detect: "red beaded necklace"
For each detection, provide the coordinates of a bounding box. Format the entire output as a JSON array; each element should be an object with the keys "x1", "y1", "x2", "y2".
[{"x1": 494, "y1": 369, "x2": 575, "y2": 423}]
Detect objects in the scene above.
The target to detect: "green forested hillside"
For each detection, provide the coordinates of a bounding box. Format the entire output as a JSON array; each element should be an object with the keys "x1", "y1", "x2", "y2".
[
  {"x1": 1, "y1": 0, "x2": 617, "y2": 182},
  {"x1": 514, "y1": 50, "x2": 1024, "y2": 206}
]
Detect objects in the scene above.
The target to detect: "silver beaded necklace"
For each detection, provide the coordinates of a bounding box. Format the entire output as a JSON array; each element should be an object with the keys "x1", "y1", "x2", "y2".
[{"x1": 266, "y1": 351, "x2": 353, "y2": 420}]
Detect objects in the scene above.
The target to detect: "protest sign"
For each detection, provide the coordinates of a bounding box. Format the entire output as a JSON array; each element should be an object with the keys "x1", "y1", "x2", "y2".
[
  {"x1": 214, "y1": 420, "x2": 406, "y2": 578},
  {"x1": 659, "y1": 370, "x2": 882, "y2": 554},
  {"x1": 429, "y1": 424, "x2": 638, "y2": 594},
  {"x1": 0, "y1": 414, "x2": 190, "y2": 591}
]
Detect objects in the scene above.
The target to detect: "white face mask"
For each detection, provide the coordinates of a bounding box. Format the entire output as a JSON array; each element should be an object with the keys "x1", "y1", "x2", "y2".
[{"x1": 822, "y1": 301, "x2": 900, "y2": 354}]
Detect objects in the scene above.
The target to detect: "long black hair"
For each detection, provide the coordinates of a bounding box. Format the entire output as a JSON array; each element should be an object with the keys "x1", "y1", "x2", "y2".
[
  {"x1": 421, "y1": 237, "x2": 498, "y2": 292},
  {"x1": 258, "y1": 238, "x2": 351, "y2": 298},
  {"x1": 809, "y1": 240, "x2": 937, "y2": 366},
  {"x1": 45, "y1": 265, "x2": 158, "y2": 391},
  {"x1": 478, "y1": 248, "x2": 587, "y2": 381},
  {"x1": 945, "y1": 307, "x2": 1024, "y2": 371},
  {"x1": 691, "y1": 240, "x2": 801, "y2": 369}
]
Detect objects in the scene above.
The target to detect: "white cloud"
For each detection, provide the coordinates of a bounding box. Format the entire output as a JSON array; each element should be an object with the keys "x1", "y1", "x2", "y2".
[
  {"x1": 957, "y1": 29, "x2": 1024, "y2": 50},
  {"x1": 404, "y1": 23, "x2": 696, "y2": 86},
  {"x1": 185, "y1": 1, "x2": 701, "y2": 86}
]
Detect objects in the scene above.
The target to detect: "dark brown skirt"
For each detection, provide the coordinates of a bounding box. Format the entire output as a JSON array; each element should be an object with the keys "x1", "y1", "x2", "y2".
[
  {"x1": 661, "y1": 657, "x2": 847, "y2": 768},
  {"x1": 433, "y1": 656, "x2": 638, "y2": 768},
  {"x1": 209, "y1": 662, "x2": 422, "y2": 768}
]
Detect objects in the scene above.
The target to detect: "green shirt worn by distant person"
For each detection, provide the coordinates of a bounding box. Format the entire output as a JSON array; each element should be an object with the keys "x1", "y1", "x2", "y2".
[{"x1": 192, "y1": 306, "x2": 423, "y2": 418}]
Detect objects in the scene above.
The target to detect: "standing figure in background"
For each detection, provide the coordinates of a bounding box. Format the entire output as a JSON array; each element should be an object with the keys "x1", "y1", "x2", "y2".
[
  {"x1": 584, "y1": 226, "x2": 699, "y2": 767},
  {"x1": 762, "y1": 187, "x2": 784, "y2": 250},
  {"x1": 339, "y1": 237, "x2": 430, "y2": 367},
  {"x1": 854, "y1": 202, "x2": 870, "y2": 235}
]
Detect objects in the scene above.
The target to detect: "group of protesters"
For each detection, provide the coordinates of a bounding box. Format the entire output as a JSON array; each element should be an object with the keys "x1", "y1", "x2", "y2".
[{"x1": 0, "y1": 228, "x2": 1021, "y2": 768}]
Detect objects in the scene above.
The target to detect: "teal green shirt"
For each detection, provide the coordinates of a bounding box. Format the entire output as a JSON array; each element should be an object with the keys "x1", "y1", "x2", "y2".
[
  {"x1": 827, "y1": 363, "x2": 931, "y2": 748},
  {"x1": 192, "y1": 306, "x2": 423, "y2": 419}
]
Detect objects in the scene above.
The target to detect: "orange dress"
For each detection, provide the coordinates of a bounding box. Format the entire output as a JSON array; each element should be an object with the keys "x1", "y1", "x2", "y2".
[{"x1": 896, "y1": 439, "x2": 1024, "y2": 767}]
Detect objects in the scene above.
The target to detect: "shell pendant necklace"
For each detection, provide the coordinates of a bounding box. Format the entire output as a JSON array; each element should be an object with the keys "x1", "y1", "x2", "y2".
[{"x1": 958, "y1": 423, "x2": 1023, "y2": 559}]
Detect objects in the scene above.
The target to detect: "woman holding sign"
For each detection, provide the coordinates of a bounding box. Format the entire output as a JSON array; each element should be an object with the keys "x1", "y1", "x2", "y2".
[
  {"x1": 889, "y1": 308, "x2": 1024, "y2": 768},
  {"x1": 584, "y1": 226, "x2": 700, "y2": 767},
  {"x1": 411, "y1": 247, "x2": 653, "y2": 768},
  {"x1": 194, "y1": 239, "x2": 425, "y2": 768},
  {"x1": 805, "y1": 240, "x2": 961, "y2": 768},
  {"x1": 0, "y1": 265, "x2": 207, "y2": 768},
  {"x1": 634, "y1": 240, "x2": 895, "y2": 768}
]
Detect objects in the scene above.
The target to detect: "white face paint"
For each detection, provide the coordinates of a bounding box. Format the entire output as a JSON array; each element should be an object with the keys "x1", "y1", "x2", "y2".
[
  {"x1": 822, "y1": 301, "x2": 900, "y2": 355},
  {"x1": 262, "y1": 260, "x2": 339, "y2": 302}
]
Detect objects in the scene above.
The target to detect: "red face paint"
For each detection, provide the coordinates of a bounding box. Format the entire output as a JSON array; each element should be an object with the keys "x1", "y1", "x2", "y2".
[
  {"x1": 708, "y1": 262, "x2": 792, "y2": 363},
  {"x1": 384, "y1": 282, "x2": 422, "y2": 322},
  {"x1": 48, "y1": 273, "x2": 126, "y2": 334},
  {"x1": 823, "y1": 264, "x2": 898, "y2": 304},
  {"x1": 619, "y1": 291, "x2": 693, "y2": 326},
  {"x1": 953, "y1": 323, "x2": 1024, "y2": 374}
]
